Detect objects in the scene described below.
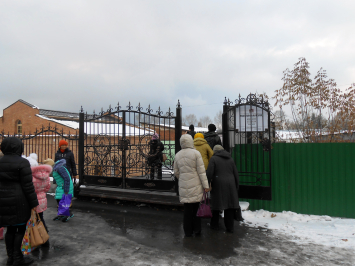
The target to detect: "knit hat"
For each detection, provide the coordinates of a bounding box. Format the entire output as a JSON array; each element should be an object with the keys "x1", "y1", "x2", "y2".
[
  {"x1": 213, "y1": 145, "x2": 224, "y2": 153},
  {"x1": 26, "y1": 153, "x2": 39, "y2": 167},
  {"x1": 152, "y1": 133, "x2": 159, "y2": 140},
  {"x1": 58, "y1": 140, "x2": 68, "y2": 148},
  {"x1": 208, "y1": 124, "x2": 217, "y2": 132},
  {"x1": 194, "y1": 133, "x2": 204, "y2": 139},
  {"x1": 43, "y1": 158, "x2": 55, "y2": 166}
]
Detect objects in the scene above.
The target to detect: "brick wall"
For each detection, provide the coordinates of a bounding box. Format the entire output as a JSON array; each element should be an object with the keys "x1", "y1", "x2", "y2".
[{"x1": 0, "y1": 101, "x2": 78, "y2": 135}]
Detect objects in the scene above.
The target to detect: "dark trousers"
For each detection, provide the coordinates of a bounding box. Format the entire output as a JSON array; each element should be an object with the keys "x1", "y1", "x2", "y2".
[
  {"x1": 56, "y1": 199, "x2": 73, "y2": 216},
  {"x1": 183, "y1": 202, "x2": 201, "y2": 236},
  {"x1": 211, "y1": 208, "x2": 236, "y2": 232},
  {"x1": 150, "y1": 164, "x2": 162, "y2": 179},
  {"x1": 5, "y1": 224, "x2": 26, "y2": 258},
  {"x1": 38, "y1": 212, "x2": 48, "y2": 232}
]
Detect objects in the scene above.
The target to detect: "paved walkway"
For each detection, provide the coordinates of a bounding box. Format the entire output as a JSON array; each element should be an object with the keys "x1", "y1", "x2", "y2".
[{"x1": 1, "y1": 196, "x2": 354, "y2": 266}]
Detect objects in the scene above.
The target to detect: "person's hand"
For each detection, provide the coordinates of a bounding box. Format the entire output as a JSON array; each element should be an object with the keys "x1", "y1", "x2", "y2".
[{"x1": 204, "y1": 188, "x2": 211, "y2": 193}]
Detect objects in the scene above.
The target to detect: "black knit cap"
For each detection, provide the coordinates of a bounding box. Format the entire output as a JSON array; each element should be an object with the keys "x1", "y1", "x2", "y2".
[
  {"x1": 189, "y1": 124, "x2": 194, "y2": 130},
  {"x1": 208, "y1": 124, "x2": 216, "y2": 132}
]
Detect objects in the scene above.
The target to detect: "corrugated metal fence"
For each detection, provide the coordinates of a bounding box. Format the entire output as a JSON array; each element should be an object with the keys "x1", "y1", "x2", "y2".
[{"x1": 236, "y1": 143, "x2": 355, "y2": 218}]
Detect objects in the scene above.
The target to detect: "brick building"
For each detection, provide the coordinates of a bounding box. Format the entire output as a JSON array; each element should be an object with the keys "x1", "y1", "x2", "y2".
[{"x1": 0, "y1": 99, "x2": 81, "y2": 135}]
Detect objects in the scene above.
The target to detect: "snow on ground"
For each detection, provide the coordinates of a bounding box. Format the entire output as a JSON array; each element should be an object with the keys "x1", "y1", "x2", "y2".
[{"x1": 242, "y1": 209, "x2": 355, "y2": 250}]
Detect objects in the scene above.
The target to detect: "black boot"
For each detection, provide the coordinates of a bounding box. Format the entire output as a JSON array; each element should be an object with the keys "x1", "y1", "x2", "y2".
[
  {"x1": 5, "y1": 232, "x2": 15, "y2": 265},
  {"x1": 234, "y1": 207, "x2": 244, "y2": 221},
  {"x1": 13, "y1": 231, "x2": 34, "y2": 266}
]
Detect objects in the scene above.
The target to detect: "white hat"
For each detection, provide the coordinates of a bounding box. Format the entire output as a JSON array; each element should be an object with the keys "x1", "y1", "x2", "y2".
[{"x1": 26, "y1": 153, "x2": 39, "y2": 167}]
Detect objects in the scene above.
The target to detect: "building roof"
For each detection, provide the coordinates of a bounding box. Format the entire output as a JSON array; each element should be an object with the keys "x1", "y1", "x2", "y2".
[
  {"x1": 140, "y1": 122, "x2": 208, "y2": 132},
  {"x1": 4, "y1": 99, "x2": 39, "y2": 110}
]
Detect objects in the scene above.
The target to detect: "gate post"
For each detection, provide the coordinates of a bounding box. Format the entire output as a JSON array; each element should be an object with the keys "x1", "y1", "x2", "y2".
[
  {"x1": 78, "y1": 107, "x2": 85, "y2": 188},
  {"x1": 175, "y1": 100, "x2": 182, "y2": 153},
  {"x1": 222, "y1": 97, "x2": 230, "y2": 152},
  {"x1": 174, "y1": 100, "x2": 182, "y2": 195},
  {"x1": 122, "y1": 111, "x2": 127, "y2": 189}
]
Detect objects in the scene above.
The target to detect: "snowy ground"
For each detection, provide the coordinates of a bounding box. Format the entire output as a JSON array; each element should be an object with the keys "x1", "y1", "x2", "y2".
[{"x1": 242, "y1": 209, "x2": 355, "y2": 250}]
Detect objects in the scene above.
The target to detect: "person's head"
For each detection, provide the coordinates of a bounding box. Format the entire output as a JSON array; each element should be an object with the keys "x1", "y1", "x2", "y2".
[
  {"x1": 59, "y1": 140, "x2": 68, "y2": 150},
  {"x1": 208, "y1": 124, "x2": 216, "y2": 132},
  {"x1": 189, "y1": 124, "x2": 194, "y2": 131},
  {"x1": 43, "y1": 158, "x2": 55, "y2": 167},
  {"x1": 180, "y1": 134, "x2": 194, "y2": 149},
  {"x1": 152, "y1": 133, "x2": 159, "y2": 141},
  {"x1": 26, "y1": 153, "x2": 39, "y2": 167},
  {"x1": 213, "y1": 145, "x2": 224, "y2": 153},
  {"x1": 194, "y1": 133, "x2": 204, "y2": 139},
  {"x1": 0, "y1": 137, "x2": 24, "y2": 156}
]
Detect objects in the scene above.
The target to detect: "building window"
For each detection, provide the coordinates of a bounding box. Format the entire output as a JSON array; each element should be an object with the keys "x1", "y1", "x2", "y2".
[{"x1": 17, "y1": 120, "x2": 22, "y2": 135}]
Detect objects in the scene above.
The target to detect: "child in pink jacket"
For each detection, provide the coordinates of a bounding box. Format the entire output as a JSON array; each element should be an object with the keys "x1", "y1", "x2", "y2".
[{"x1": 26, "y1": 154, "x2": 52, "y2": 246}]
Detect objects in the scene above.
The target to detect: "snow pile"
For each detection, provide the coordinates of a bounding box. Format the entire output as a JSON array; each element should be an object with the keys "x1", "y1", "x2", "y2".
[{"x1": 243, "y1": 209, "x2": 355, "y2": 249}]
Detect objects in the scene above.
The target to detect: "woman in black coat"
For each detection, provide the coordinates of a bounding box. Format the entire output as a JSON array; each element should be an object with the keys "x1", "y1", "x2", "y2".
[
  {"x1": 0, "y1": 137, "x2": 38, "y2": 266},
  {"x1": 206, "y1": 145, "x2": 239, "y2": 233}
]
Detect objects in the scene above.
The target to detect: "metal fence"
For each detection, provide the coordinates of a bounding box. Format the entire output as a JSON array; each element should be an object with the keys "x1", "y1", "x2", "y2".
[{"x1": 238, "y1": 142, "x2": 355, "y2": 218}]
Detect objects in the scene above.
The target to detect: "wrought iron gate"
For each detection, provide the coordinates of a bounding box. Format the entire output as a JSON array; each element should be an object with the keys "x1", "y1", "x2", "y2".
[
  {"x1": 79, "y1": 101, "x2": 182, "y2": 193},
  {"x1": 222, "y1": 94, "x2": 272, "y2": 200}
]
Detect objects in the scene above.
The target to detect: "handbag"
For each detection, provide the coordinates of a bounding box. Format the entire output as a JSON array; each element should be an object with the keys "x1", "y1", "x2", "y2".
[
  {"x1": 30, "y1": 210, "x2": 49, "y2": 247},
  {"x1": 196, "y1": 192, "x2": 212, "y2": 218}
]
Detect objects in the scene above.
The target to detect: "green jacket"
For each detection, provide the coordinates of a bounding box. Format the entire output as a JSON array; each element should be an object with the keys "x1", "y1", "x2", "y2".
[{"x1": 53, "y1": 159, "x2": 74, "y2": 200}]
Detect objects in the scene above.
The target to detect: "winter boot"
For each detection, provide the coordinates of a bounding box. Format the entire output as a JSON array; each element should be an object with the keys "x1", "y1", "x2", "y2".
[
  {"x1": 13, "y1": 231, "x2": 33, "y2": 266},
  {"x1": 53, "y1": 215, "x2": 65, "y2": 221},
  {"x1": 5, "y1": 232, "x2": 14, "y2": 265},
  {"x1": 62, "y1": 214, "x2": 74, "y2": 222},
  {"x1": 234, "y1": 207, "x2": 244, "y2": 221}
]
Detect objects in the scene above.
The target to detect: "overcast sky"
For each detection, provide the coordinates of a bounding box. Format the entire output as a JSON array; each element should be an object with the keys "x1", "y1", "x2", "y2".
[{"x1": 0, "y1": 0, "x2": 354, "y2": 121}]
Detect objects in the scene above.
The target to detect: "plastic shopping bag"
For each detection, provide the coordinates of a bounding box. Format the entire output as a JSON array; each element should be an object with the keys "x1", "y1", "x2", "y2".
[
  {"x1": 57, "y1": 194, "x2": 72, "y2": 217},
  {"x1": 21, "y1": 214, "x2": 36, "y2": 254}
]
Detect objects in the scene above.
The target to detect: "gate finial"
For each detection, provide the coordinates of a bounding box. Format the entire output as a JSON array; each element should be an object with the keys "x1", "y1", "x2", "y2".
[
  {"x1": 80, "y1": 106, "x2": 84, "y2": 113},
  {"x1": 176, "y1": 99, "x2": 181, "y2": 108},
  {"x1": 116, "y1": 102, "x2": 121, "y2": 111}
]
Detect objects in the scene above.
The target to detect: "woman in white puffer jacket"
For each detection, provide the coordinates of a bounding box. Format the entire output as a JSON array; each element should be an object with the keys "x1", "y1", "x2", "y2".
[{"x1": 174, "y1": 134, "x2": 210, "y2": 237}]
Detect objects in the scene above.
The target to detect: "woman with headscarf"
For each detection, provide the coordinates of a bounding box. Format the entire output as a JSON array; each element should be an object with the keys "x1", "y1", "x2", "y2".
[
  {"x1": 206, "y1": 145, "x2": 239, "y2": 233},
  {"x1": 174, "y1": 134, "x2": 210, "y2": 237},
  {"x1": 0, "y1": 137, "x2": 38, "y2": 265}
]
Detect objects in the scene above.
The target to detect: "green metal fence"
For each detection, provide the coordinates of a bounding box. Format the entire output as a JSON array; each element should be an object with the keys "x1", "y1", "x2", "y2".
[{"x1": 236, "y1": 143, "x2": 355, "y2": 218}]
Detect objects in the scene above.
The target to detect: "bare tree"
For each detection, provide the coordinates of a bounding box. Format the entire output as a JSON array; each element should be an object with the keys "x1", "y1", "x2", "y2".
[
  {"x1": 273, "y1": 57, "x2": 355, "y2": 142},
  {"x1": 214, "y1": 110, "x2": 222, "y2": 130},
  {"x1": 199, "y1": 116, "x2": 212, "y2": 128},
  {"x1": 183, "y1": 114, "x2": 198, "y2": 126}
]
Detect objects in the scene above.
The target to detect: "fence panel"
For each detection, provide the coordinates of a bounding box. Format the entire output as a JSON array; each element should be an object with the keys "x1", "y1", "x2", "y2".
[{"x1": 238, "y1": 143, "x2": 355, "y2": 218}]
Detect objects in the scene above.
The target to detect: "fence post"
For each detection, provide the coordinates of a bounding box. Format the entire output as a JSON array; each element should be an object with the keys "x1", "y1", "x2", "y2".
[
  {"x1": 122, "y1": 111, "x2": 126, "y2": 189},
  {"x1": 222, "y1": 97, "x2": 230, "y2": 152},
  {"x1": 78, "y1": 108, "x2": 85, "y2": 188}
]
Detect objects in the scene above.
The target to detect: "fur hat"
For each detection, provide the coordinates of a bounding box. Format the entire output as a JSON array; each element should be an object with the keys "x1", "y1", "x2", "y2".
[
  {"x1": 213, "y1": 145, "x2": 224, "y2": 153},
  {"x1": 59, "y1": 140, "x2": 68, "y2": 148},
  {"x1": 43, "y1": 158, "x2": 55, "y2": 167},
  {"x1": 26, "y1": 153, "x2": 39, "y2": 167},
  {"x1": 152, "y1": 133, "x2": 159, "y2": 140},
  {"x1": 194, "y1": 133, "x2": 204, "y2": 139}
]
